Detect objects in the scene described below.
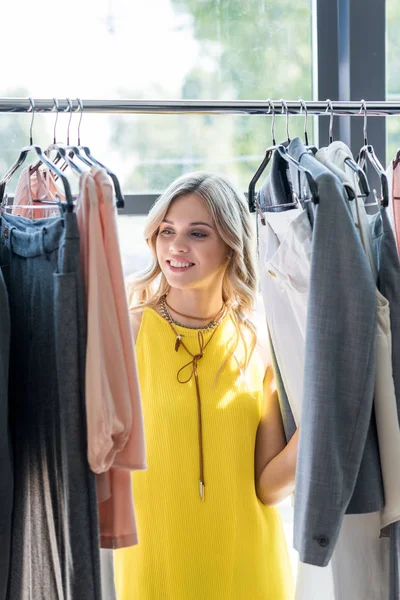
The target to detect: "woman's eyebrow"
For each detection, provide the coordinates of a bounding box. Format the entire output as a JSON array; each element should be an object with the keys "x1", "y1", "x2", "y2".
[{"x1": 162, "y1": 219, "x2": 214, "y2": 229}]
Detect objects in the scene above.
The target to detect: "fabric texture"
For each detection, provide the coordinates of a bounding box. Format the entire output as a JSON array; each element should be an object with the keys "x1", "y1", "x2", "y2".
[
  {"x1": 288, "y1": 137, "x2": 382, "y2": 566},
  {"x1": 76, "y1": 168, "x2": 146, "y2": 550},
  {"x1": 390, "y1": 161, "x2": 400, "y2": 252},
  {"x1": 114, "y1": 307, "x2": 293, "y2": 600},
  {"x1": 320, "y1": 144, "x2": 400, "y2": 530},
  {"x1": 258, "y1": 202, "x2": 389, "y2": 599},
  {"x1": 1, "y1": 211, "x2": 101, "y2": 600},
  {"x1": 267, "y1": 330, "x2": 296, "y2": 443},
  {"x1": 371, "y1": 207, "x2": 400, "y2": 424},
  {"x1": 12, "y1": 166, "x2": 64, "y2": 219},
  {"x1": 0, "y1": 269, "x2": 11, "y2": 600},
  {"x1": 370, "y1": 206, "x2": 400, "y2": 598}
]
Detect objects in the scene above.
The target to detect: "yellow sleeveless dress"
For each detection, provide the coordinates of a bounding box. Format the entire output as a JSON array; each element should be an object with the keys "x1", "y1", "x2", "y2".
[{"x1": 114, "y1": 307, "x2": 293, "y2": 600}]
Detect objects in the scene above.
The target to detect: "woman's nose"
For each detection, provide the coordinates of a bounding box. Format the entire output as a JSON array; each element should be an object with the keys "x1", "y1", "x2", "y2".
[{"x1": 169, "y1": 234, "x2": 189, "y2": 253}]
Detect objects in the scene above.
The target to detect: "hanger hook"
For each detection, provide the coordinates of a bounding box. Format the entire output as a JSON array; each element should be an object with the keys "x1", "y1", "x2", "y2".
[
  {"x1": 359, "y1": 99, "x2": 368, "y2": 145},
  {"x1": 77, "y1": 98, "x2": 84, "y2": 146},
  {"x1": 299, "y1": 99, "x2": 309, "y2": 145},
  {"x1": 65, "y1": 98, "x2": 73, "y2": 145},
  {"x1": 325, "y1": 99, "x2": 334, "y2": 144},
  {"x1": 267, "y1": 99, "x2": 276, "y2": 145},
  {"x1": 52, "y1": 98, "x2": 60, "y2": 145},
  {"x1": 28, "y1": 97, "x2": 35, "y2": 145},
  {"x1": 280, "y1": 99, "x2": 290, "y2": 142}
]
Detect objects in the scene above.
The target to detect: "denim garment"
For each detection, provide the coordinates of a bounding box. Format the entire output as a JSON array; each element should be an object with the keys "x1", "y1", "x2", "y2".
[{"x1": 1, "y1": 212, "x2": 101, "y2": 600}]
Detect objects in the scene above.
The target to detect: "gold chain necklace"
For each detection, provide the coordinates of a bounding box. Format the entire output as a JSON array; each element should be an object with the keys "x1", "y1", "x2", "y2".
[{"x1": 159, "y1": 295, "x2": 224, "y2": 335}]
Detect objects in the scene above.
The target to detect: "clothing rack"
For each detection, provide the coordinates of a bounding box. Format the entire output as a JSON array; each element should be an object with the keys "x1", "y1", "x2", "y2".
[{"x1": 1, "y1": 98, "x2": 400, "y2": 116}]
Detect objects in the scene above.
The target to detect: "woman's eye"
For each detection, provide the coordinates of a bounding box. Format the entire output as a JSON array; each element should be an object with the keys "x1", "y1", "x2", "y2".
[
  {"x1": 160, "y1": 229, "x2": 173, "y2": 236},
  {"x1": 191, "y1": 231, "x2": 207, "y2": 238}
]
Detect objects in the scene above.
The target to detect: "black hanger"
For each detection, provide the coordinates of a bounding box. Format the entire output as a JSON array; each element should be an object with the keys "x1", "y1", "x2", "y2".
[
  {"x1": 0, "y1": 98, "x2": 74, "y2": 211},
  {"x1": 248, "y1": 100, "x2": 319, "y2": 221},
  {"x1": 357, "y1": 100, "x2": 388, "y2": 207},
  {"x1": 76, "y1": 98, "x2": 125, "y2": 209},
  {"x1": 343, "y1": 157, "x2": 370, "y2": 198}
]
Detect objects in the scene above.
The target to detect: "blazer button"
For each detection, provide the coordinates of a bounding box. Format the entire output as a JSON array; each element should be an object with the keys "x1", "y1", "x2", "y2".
[
  {"x1": 318, "y1": 536, "x2": 329, "y2": 547},
  {"x1": 268, "y1": 269, "x2": 276, "y2": 278}
]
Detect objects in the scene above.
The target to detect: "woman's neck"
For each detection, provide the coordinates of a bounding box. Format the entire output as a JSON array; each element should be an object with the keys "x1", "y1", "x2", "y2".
[{"x1": 162, "y1": 289, "x2": 225, "y2": 328}]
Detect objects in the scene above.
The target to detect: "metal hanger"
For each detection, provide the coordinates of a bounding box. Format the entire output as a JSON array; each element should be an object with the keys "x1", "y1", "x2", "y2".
[
  {"x1": 357, "y1": 99, "x2": 388, "y2": 207},
  {"x1": 42, "y1": 99, "x2": 84, "y2": 176},
  {"x1": 299, "y1": 99, "x2": 318, "y2": 153},
  {"x1": 76, "y1": 98, "x2": 125, "y2": 209},
  {"x1": 0, "y1": 98, "x2": 74, "y2": 211},
  {"x1": 321, "y1": 98, "x2": 370, "y2": 199},
  {"x1": 325, "y1": 99, "x2": 334, "y2": 145},
  {"x1": 248, "y1": 99, "x2": 319, "y2": 222},
  {"x1": 321, "y1": 99, "x2": 355, "y2": 201},
  {"x1": 281, "y1": 99, "x2": 291, "y2": 143},
  {"x1": 61, "y1": 98, "x2": 93, "y2": 168}
]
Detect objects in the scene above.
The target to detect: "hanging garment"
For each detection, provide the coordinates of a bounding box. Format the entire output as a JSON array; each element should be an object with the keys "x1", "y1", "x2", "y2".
[
  {"x1": 370, "y1": 206, "x2": 400, "y2": 598},
  {"x1": 267, "y1": 329, "x2": 296, "y2": 443},
  {"x1": 258, "y1": 206, "x2": 388, "y2": 600},
  {"x1": 1, "y1": 211, "x2": 101, "y2": 599},
  {"x1": 0, "y1": 270, "x2": 11, "y2": 600},
  {"x1": 258, "y1": 208, "x2": 310, "y2": 424},
  {"x1": 114, "y1": 308, "x2": 294, "y2": 600},
  {"x1": 317, "y1": 144, "x2": 400, "y2": 525},
  {"x1": 100, "y1": 549, "x2": 116, "y2": 600},
  {"x1": 12, "y1": 166, "x2": 64, "y2": 219},
  {"x1": 322, "y1": 145, "x2": 400, "y2": 526},
  {"x1": 317, "y1": 141, "x2": 378, "y2": 278},
  {"x1": 370, "y1": 205, "x2": 400, "y2": 428},
  {"x1": 319, "y1": 144, "x2": 400, "y2": 598},
  {"x1": 287, "y1": 137, "x2": 383, "y2": 566},
  {"x1": 258, "y1": 142, "x2": 383, "y2": 521},
  {"x1": 75, "y1": 169, "x2": 146, "y2": 550},
  {"x1": 389, "y1": 159, "x2": 400, "y2": 251}
]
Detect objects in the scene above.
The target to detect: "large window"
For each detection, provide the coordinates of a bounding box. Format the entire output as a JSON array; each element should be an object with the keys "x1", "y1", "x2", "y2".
[
  {"x1": 0, "y1": 0, "x2": 312, "y2": 194},
  {"x1": 1, "y1": 1, "x2": 313, "y2": 576}
]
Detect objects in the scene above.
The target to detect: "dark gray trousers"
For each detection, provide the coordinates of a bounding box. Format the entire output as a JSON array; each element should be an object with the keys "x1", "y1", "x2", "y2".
[
  {"x1": 1, "y1": 212, "x2": 101, "y2": 600},
  {"x1": 0, "y1": 267, "x2": 11, "y2": 600}
]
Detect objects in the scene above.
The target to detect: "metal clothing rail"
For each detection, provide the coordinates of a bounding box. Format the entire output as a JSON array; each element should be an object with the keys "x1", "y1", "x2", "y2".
[{"x1": 1, "y1": 98, "x2": 400, "y2": 116}]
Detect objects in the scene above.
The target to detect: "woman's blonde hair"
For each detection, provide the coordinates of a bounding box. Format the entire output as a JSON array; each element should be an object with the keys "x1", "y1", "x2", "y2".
[{"x1": 127, "y1": 171, "x2": 258, "y2": 370}]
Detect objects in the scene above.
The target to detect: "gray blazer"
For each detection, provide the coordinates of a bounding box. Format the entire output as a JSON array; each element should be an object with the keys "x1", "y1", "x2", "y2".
[
  {"x1": 261, "y1": 137, "x2": 383, "y2": 567},
  {"x1": 259, "y1": 143, "x2": 383, "y2": 534}
]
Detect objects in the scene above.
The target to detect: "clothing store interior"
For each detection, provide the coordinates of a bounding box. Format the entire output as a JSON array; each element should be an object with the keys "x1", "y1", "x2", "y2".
[{"x1": 1, "y1": 1, "x2": 400, "y2": 599}]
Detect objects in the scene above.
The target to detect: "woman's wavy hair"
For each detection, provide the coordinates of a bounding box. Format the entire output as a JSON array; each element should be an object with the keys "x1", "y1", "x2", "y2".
[{"x1": 127, "y1": 171, "x2": 259, "y2": 371}]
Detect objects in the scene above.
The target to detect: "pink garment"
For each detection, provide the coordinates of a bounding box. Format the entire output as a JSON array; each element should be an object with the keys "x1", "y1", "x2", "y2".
[
  {"x1": 12, "y1": 166, "x2": 64, "y2": 218},
  {"x1": 76, "y1": 169, "x2": 146, "y2": 550},
  {"x1": 392, "y1": 160, "x2": 400, "y2": 251}
]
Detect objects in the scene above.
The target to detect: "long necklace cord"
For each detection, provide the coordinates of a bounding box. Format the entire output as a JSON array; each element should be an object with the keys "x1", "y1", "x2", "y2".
[{"x1": 164, "y1": 313, "x2": 225, "y2": 500}]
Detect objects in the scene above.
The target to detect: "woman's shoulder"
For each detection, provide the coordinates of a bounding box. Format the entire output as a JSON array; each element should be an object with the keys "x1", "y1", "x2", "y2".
[
  {"x1": 129, "y1": 305, "x2": 161, "y2": 343},
  {"x1": 129, "y1": 310, "x2": 144, "y2": 343}
]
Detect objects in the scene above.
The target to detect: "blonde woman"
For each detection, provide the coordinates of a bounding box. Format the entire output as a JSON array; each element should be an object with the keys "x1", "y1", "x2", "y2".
[{"x1": 114, "y1": 172, "x2": 298, "y2": 599}]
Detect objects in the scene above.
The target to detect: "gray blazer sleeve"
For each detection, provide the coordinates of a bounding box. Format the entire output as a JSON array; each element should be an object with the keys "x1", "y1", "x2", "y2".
[{"x1": 293, "y1": 172, "x2": 377, "y2": 566}]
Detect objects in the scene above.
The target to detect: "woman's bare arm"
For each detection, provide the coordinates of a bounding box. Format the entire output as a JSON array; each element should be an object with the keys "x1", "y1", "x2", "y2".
[{"x1": 255, "y1": 366, "x2": 299, "y2": 506}]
